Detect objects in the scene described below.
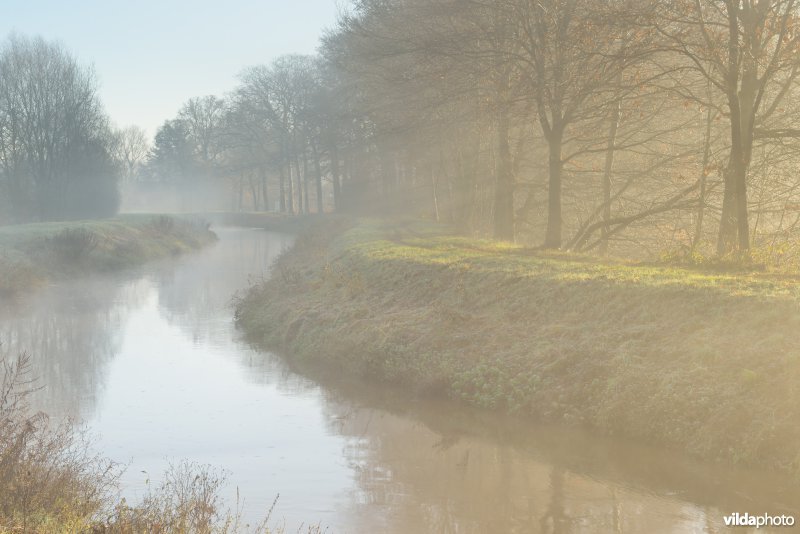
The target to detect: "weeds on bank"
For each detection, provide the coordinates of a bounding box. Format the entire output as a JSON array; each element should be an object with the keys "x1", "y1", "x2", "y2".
[
  {"x1": 150, "y1": 215, "x2": 176, "y2": 234},
  {"x1": 45, "y1": 227, "x2": 101, "y2": 262},
  {"x1": 0, "y1": 353, "x2": 118, "y2": 533},
  {"x1": 0, "y1": 355, "x2": 323, "y2": 534},
  {"x1": 659, "y1": 241, "x2": 800, "y2": 273},
  {"x1": 0, "y1": 257, "x2": 42, "y2": 297},
  {"x1": 98, "y1": 462, "x2": 303, "y2": 534}
]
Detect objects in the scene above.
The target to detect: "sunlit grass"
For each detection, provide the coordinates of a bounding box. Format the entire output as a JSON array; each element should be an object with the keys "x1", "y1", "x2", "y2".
[
  {"x1": 340, "y1": 219, "x2": 800, "y2": 299},
  {"x1": 236, "y1": 217, "x2": 800, "y2": 475}
]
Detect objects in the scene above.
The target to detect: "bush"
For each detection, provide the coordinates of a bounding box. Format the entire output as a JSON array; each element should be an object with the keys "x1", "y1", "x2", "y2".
[
  {"x1": 151, "y1": 215, "x2": 176, "y2": 234},
  {"x1": 0, "y1": 354, "x2": 119, "y2": 532},
  {"x1": 45, "y1": 227, "x2": 101, "y2": 262},
  {"x1": 0, "y1": 257, "x2": 43, "y2": 296}
]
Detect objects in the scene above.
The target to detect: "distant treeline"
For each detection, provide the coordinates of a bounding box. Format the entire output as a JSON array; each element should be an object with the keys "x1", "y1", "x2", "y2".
[
  {"x1": 148, "y1": 0, "x2": 800, "y2": 260},
  {"x1": 0, "y1": 36, "x2": 127, "y2": 223},
  {"x1": 10, "y1": 0, "x2": 800, "y2": 260}
]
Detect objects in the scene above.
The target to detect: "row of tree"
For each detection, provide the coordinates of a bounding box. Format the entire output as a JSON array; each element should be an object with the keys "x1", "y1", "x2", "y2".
[
  {"x1": 148, "y1": 0, "x2": 800, "y2": 257},
  {"x1": 0, "y1": 35, "x2": 144, "y2": 222},
  {"x1": 142, "y1": 55, "x2": 347, "y2": 216},
  {"x1": 17, "y1": 1, "x2": 799, "y2": 257},
  {"x1": 321, "y1": 0, "x2": 800, "y2": 256}
]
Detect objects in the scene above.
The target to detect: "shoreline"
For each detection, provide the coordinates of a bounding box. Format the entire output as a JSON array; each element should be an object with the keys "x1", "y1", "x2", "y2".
[
  {"x1": 0, "y1": 214, "x2": 217, "y2": 297},
  {"x1": 235, "y1": 217, "x2": 800, "y2": 475}
]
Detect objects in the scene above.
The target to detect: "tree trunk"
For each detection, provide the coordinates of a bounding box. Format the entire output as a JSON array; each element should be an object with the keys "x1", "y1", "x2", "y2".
[
  {"x1": 301, "y1": 153, "x2": 310, "y2": 214},
  {"x1": 735, "y1": 153, "x2": 750, "y2": 251},
  {"x1": 292, "y1": 152, "x2": 303, "y2": 215},
  {"x1": 599, "y1": 98, "x2": 620, "y2": 255},
  {"x1": 312, "y1": 142, "x2": 324, "y2": 214},
  {"x1": 543, "y1": 126, "x2": 564, "y2": 249},
  {"x1": 249, "y1": 172, "x2": 259, "y2": 211},
  {"x1": 693, "y1": 107, "x2": 713, "y2": 252},
  {"x1": 330, "y1": 144, "x2": 341, "y2": 211},
  {"x1": 717, "y1": 1, "x2": 754, "y2": 255},
  {"x1": 717, "y1": 164, "x2": 737, "y2": 255},
  {"x1": 237, "y1": 172, "x2": 244, "y2": 211},
  {"x1": 279, "y1": 163, "x2": 287, "y2": 213},
  {"x1": 286, "y1": 161, "x2": 295, "y2": 215},
  {"x1": 718, "y1": 97, "x2": 751, "y2": 254},
  {"x1": 260, "y1": 165, "x2": 269, "y2": 211},
  {"x1": 431, "y1": 166, "x2": 440, "y2": 222},
  {"x1": 493, "y1": 107, "x2": 514, "y2": 241}
]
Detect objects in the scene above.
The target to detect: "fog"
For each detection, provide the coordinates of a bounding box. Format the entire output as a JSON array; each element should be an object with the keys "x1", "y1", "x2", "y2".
[{"x1": 3, "y1": 0, "x2": 800, "y2": 532}]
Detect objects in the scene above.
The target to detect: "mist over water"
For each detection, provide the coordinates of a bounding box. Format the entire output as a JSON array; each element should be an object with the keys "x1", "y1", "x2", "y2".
[
  {"x1": 120, "y1": 181, "x2": 236, "y2": 214},
  {"x1": 1, "y1": 227, "x2": 796, "y2": 533},
  {"x1": 3, "y1": 0, "x2": 800, "y2": 531}
]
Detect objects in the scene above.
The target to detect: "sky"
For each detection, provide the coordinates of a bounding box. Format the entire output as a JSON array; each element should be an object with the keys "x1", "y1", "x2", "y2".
[{"x1": 0, "y1": 1, "x2": 343, "y2": 138}]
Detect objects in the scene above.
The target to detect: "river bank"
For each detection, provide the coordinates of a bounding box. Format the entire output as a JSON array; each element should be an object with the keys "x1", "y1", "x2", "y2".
[
  {"x1": 201, "y1": 211, "x2": 323, "y2": 233},
  {"x1": 235, "y1": 217, "x2": 800, "y2": 474},
  {"x1": 0, "y1": 214, "x2": 216, "y2": 297}
]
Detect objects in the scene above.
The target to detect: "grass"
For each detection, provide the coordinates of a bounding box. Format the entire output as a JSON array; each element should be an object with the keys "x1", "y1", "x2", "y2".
[
  {"x1": 235, "y1": 217, "x2": 800, "y2": 475},
  {"x1": 0, "y1": 214, "x2": 217, "y2": 297}
]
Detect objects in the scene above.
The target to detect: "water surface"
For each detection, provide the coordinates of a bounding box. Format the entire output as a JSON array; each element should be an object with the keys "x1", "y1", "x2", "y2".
[{"x1": 2, "y1": 227, "x2": 798, "y2": 533}]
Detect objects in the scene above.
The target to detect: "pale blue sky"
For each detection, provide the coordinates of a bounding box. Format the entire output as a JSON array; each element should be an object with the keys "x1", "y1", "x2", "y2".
[{"x1": 1, "y1": 1, "x2": 343, "y2": 137}]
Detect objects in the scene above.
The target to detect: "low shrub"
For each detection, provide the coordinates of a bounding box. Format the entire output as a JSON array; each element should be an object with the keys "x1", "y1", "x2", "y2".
[
  {"x1": 45, "y1": 227, "x2": 101, "y2": 262},
  {"x1": 0, "y1": 354, "x2": 119, "y2": 532},
  {"x1": 0, "y1": 356, "x2": 321, "y2": 533},
  {"x1": 150, "y1": 215, "x2": 176, "y2": 234}
]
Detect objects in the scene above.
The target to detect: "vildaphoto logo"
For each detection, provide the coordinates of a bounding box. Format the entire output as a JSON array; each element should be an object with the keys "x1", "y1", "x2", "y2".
[{"x1": 723, "y1": 513, "x2": 795, "y2": 528}]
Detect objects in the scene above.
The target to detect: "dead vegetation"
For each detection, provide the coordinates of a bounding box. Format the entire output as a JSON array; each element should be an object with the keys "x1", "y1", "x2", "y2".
[
  {"x1": 0, "y1": 354, "x2": 119, "y2": 532},
  {"x1": 45, "y1": 228, "x2": 101, "y2": 262},
  {"x1": 0, "y1": 355, "x2": 322, "y2": 534},
  {"x1": 0, "y1": 215, "x2": 217, "y2": 297}
]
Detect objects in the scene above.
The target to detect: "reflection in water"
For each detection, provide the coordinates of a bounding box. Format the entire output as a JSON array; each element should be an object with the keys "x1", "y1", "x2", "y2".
[
  {"x1": 0, "y1": 278, "x2": 140, "y2": 418},
  {"x1": 313, "y1": 379, "x2": 800, "y2": 533},
  {"x1": 1, "y1": 227, "x2": 798, "y2": 533}
]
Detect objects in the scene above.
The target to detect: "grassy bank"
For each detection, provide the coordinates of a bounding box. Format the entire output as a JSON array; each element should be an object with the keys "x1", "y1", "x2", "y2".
[
  {"x1": 235, "y1": 218, "x2": 800, "y2": 474},
  {"x1": 0, "y1": 214, "x2": 217, "y2": 297}
]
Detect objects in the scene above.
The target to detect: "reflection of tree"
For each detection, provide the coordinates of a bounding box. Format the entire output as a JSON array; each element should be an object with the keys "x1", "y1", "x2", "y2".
[
  {"x1": 610, "y1": 488, "x2": 621, "y2": 534},
  {"x1": 539, "y1": 468, "x2": 569, "y2": 534},
  {"x1": 0, "y1": 276, "x2": 142, "y2": 419},
  {"x1": 154, "y1": 228, "x2": 292, "y2": 347},
  {"x1": 0, "y1": 228, "x2": 292, "y2": 421},
  {"x1": 279, "y1": 368, "x2": 800, "y2": 533},
  {"x1": 12, "y1": 227, "x2": 789, "y2": 532}
]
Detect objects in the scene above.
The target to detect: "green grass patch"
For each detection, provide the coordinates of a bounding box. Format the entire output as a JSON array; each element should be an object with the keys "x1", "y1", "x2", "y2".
[
  {"x1": 236, "y1": 217, "x2": 800, "y2": 474},
  {"x1": 0, "y1": 214, "x2": 217, "y2": 297}
]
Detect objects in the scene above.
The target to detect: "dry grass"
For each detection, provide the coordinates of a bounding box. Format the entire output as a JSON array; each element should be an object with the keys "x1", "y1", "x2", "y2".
[
  {"x1": 0, "y1": 355, "x2": 323, "y2": 534},
  {"x1": 0, "y1": 354, "x2": 119, "y2": 532},
  {"x1": 0, "y1": 215, "x2": 217, "y2": 297},
  {"x1": 235, "y1": 218, "x2": 800, "y2": 474}
]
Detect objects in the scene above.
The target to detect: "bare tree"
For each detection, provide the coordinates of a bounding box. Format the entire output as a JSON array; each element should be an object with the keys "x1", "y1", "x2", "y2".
[
  {"x1": 653, "y1": 0, "x2": 800, "y2": 254},
  {"x1": 112, "y1": 125, "x2": 149, "y2": 182},
  {"x1": 0, "y1": 35, "x2": 119, "y2": 221}
]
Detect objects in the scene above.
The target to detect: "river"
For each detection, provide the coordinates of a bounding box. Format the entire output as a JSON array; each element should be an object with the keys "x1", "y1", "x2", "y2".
[{"x1": 1, "y1": 226, "x2": 798, "y2": 533}]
